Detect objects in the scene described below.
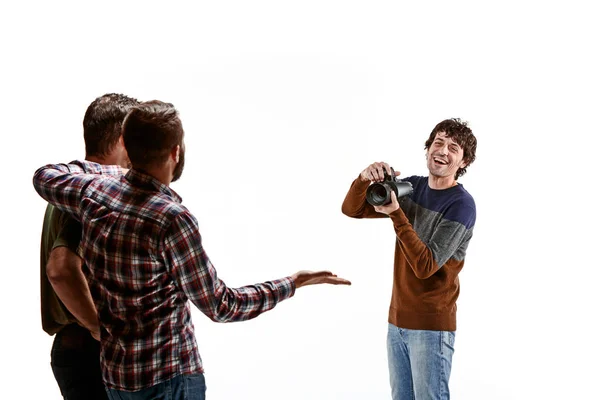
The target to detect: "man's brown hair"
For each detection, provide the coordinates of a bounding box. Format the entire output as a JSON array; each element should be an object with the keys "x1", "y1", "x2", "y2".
[
  {"x1": 122, "y1": 101, "x2": 184, "y2": 169},
  {"x1": 83, "y1": 93, "x2": 140, "y2": 158},
  {"x1": 424, "y1": 118, "x2": 477, "y2": 179}
]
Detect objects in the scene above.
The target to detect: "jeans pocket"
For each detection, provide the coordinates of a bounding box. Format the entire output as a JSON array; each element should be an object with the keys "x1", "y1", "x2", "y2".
[
  {"x1": 184, "y1": 373, "x2": 206, "y2": 400},
  {"x1": 442, "y1": 331, "x2": 455, "y2": 350}
]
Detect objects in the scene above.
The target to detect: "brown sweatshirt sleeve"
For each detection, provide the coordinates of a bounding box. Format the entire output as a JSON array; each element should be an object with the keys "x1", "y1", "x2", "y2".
[
  {"x1": 341, "y1": 175, "x2": 387, "y2": 219},
  {"x1": 388, "y1": 207, "x2": 440, "y2": 279}
]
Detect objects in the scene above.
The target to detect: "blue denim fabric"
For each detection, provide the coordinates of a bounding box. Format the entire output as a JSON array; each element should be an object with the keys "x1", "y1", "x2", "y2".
[
  {"x1": 387, "y1": 323, "x2": 455, "y2": 400},
  {"x1": 105, "y1": 374, "x2": 206, "y2": 400}
]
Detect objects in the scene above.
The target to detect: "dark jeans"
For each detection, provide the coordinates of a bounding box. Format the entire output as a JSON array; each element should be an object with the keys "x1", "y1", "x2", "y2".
[
  {"x1": 105, "y1": 374, "x2": 206, "y2": 400},
  {"x1": 51, "y1": 323, "x2": 107, "y2": 400}
]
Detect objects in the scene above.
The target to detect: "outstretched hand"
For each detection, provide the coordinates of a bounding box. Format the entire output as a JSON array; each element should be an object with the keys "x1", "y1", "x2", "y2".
[{"x1": 291, "y1": 270, "x2": 351, "y2": 288}]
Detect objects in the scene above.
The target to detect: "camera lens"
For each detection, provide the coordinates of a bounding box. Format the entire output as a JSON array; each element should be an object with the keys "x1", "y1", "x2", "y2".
[
  {"x1": 366, "y1": 183, "x2": 390, "y2": 206},
  {"x1": 395, "y1": 182, "x2": 413, "y2": 198}
]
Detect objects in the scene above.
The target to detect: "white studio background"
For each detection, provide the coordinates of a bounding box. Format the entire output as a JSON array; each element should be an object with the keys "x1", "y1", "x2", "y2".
[{"x1": 1, "y1": 1, "x2": 598, "y2": 399}]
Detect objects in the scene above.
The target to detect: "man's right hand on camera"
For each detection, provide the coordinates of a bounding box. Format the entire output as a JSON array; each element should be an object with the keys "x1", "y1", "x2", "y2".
[{"x1": 360, "y1": 162, "x2": 401, "y2": 182}]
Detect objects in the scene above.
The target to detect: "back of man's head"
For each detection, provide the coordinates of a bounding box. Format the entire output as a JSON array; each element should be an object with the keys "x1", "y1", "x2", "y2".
[
  {"x1": 122, "y1": 100, "x2": 184, "y2": 170},
  {"x1": 83, "y1": 93, "x2": 140, "y2": 158}
]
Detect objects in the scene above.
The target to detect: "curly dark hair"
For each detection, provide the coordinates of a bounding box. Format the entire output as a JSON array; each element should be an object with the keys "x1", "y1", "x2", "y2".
[
  {"x1": 424, "y1": 118, "x2": 477, "y2": 179},
  {"x1": 83, "y1": 93, "x2": 140, "y2": 157}
]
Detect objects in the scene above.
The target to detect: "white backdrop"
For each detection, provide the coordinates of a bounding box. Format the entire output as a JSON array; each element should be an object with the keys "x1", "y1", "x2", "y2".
[{"x1": 1, "y1": 1, "x2": 598, "y2": 399}]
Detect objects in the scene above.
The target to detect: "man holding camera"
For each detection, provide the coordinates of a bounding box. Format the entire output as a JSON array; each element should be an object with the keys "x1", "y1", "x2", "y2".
[{"x1": 342, "y1": 118, "x2": 477, "y2": 400}]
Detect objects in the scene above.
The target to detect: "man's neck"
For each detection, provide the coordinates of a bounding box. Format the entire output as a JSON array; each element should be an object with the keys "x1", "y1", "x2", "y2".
[
  {"x1": 86, "y1": 155, "x2": 119, "y2": 167},
  {"x1": 134, "y1": 165, "x2": 172, "y2": 187},
  {"x1": 428, "y1": 175, "x2": 458, "y2": 190}
]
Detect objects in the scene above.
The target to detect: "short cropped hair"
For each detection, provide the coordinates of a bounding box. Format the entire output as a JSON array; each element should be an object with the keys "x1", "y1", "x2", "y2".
[
  {"x1": 83, "y1": 93, "x2": 140, "y2": 157},
  {"x1": 122, "y1": 100, "x2": 184, "y2": 169}
]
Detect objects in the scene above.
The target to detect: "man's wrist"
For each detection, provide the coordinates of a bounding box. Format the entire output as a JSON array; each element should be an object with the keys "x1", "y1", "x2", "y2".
[
  {"x1": 388, "y1": 207, "x2": 409, "y2": 226},
  {"x1": 280, "y1": 276, "x2": 297, "y2": 297}
]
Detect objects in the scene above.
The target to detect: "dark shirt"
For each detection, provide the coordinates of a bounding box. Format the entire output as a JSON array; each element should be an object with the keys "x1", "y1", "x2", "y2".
[{"x1": 40, "y1": 204, "x2": 82, "y2": 335}]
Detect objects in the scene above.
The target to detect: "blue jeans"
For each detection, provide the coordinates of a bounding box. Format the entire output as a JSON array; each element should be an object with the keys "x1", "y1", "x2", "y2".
[
  {"x1": 387, "y1": 323, "x2": 455, "y2": 400},
  {"x1": 105, "y1": 374, "x2": 206, "y2": 400}
]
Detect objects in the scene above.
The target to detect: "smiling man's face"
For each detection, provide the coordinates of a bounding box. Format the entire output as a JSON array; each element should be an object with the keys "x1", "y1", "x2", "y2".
[{"x1": 426, "y1": 131, "x2": 467, "y2": 180}]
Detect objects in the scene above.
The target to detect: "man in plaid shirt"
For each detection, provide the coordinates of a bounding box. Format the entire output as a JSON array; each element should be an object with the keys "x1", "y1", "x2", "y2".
[{"x1": 33, "y1": 100, "x2": 351, "y2": 399}]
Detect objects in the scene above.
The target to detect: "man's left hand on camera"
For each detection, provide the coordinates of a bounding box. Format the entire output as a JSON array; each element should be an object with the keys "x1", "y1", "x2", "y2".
[{"x1": 374, "y1": 191, "x2": 400, "y2": 215}]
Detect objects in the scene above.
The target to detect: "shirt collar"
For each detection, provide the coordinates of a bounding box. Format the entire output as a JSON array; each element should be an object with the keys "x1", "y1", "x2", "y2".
[{"x1": 125, "y1": 169, "x2": 183, "y2": 203}]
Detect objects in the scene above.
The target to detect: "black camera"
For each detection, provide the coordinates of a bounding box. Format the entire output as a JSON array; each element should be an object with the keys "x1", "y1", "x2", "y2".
[{"x1": 366, "y1": 167, "x2": 413, "y2": 206}]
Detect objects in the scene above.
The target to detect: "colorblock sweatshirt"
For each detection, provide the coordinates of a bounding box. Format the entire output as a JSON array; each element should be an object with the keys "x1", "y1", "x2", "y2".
[{"x1": 342, "y1": 175, "x2": 476, "y2": 331}]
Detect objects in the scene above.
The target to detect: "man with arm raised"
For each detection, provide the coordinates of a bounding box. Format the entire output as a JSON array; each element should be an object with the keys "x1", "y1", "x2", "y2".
[{"x1": 34, "y1": 100, "x2": 350, "y2": 400}]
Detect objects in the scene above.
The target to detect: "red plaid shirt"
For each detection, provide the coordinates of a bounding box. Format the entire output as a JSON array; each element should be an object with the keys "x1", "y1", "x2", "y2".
[{"x1": 33, "y1": 160, "x2": 295, "y2": 391}]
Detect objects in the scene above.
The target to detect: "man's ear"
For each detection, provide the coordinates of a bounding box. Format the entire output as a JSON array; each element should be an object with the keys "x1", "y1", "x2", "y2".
[
  {"x1": 113, "y1": 135, "x2": 125, "y2": 152},
  {"x1": 171, "y1": 145, "x2": 180, "y2": 163}
]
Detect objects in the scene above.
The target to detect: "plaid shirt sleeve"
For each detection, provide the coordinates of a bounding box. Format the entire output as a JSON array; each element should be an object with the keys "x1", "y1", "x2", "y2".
[
  {"x1": 163, "y1": 210, "x2": 296, "y2": 322},
  {"x1": 33, "y1": 160, "x2": 122, "y2": 220}
]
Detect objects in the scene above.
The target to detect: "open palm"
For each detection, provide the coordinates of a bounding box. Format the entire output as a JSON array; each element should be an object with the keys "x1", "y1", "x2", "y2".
[{"x1": 291, "y1": 270, "x2": 351, "y2": 288}]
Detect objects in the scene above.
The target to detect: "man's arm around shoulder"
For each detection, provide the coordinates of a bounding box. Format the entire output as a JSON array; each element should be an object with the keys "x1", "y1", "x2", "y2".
[{"x1": 33, "y1": 160, "x2": 124, "y2": 220}]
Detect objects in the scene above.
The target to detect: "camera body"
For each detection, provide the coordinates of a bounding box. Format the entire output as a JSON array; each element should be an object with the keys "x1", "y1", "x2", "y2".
[{"x1": 366, "y1": 168, "x2": 413, "y2": 206}]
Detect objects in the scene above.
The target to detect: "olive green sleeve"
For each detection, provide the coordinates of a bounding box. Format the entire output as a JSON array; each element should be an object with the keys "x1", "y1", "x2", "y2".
[{"x1": 51, "y1": 212, "x2": 82, "y2": 254}]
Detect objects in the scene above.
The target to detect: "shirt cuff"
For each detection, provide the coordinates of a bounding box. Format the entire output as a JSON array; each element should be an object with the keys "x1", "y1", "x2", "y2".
[
  {"x1": 69, "y1": 160, "x2": 123, "y2": 176},
  {"x1": 351, "y1": 175, "x2": 372, "y2": 192},
  {"x1": 275, "y1": 276, "x2": 296, "y2": 300},
  {"x1": 389, "y1": 207, "x2": 410, "y2": 228}
]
